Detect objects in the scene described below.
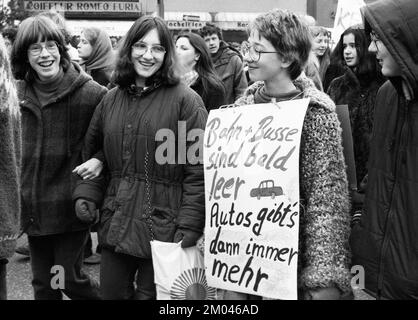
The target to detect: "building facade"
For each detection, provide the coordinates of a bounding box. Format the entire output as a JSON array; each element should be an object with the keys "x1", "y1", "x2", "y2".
[
  {"x1": 22, "y1": 0, "x2": 310, "y2": 40},
  {"x1": 22, "y1": 0, "x2": 375, "y2": 41}
]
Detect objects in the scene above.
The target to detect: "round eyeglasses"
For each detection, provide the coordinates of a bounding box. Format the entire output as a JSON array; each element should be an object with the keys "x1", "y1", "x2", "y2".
[
  {"x1": 28, "y1": 41, "x2": 59, "y2": 56},
  {"x1": 241, "y1": 42, "x2": 279, "y2": 62},
  {"x1": 132, "y1": 41, "x2": 166, "y2": 57},
  {"x1": 370, "y1": 32, "x2": 382, "y2": 52}
]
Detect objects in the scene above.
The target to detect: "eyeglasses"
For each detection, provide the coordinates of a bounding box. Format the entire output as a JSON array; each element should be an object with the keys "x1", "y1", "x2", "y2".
[
  {"x1": 132, "y1": 41, "x2": 166, "y2": 57},
  {"x1": 28, "y1": 41, "x2": 59, "y2": 56},
  {"x1": 370, "y1": 32, "x2": 382, "y2": 50},
  {"x1": 241, "y1": 42, "x2": 279, "y2": 62}
]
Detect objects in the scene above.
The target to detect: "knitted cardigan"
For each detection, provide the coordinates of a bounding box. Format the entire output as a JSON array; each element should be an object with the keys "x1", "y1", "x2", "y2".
[
  {"x1": 235, "y1": 75, "x2": 352, "y2": 295},
  {"x1": 0, "y1": 35, "x2": 21, "y2": 260}
]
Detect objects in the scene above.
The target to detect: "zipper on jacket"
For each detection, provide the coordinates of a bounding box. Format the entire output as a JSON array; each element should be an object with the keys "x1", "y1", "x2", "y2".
[{"x1": 376, "y1": 99, "x2": 409, "y2": 299}]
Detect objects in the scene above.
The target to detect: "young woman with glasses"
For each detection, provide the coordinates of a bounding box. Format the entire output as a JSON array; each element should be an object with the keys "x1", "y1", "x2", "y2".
[
  {"x1": 222, "y1": 9, "x2": 352, "y2": 300},
  {"x1": 10, "y1": 15, "x2": 107, "y2": 300},
  {"x1": 73, "y1": 16, "x2": 208, "y2": 299}
]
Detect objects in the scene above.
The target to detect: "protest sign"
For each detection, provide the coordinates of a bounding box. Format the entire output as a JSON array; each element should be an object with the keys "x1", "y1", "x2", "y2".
[
  {"x1": 331, "y1": 0, "x2": 366, "y2": 50},
  {"x1": 204, "y1": 99, "x2": 309, "y2": 300}
]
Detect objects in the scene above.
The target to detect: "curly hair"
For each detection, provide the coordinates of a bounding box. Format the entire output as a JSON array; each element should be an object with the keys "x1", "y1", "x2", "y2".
[{"x1": 198, "y1": 23, "x2": 223, "y2": 41}]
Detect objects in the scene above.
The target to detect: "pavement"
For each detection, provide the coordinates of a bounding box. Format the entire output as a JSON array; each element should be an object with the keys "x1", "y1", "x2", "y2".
[{"x1": 6, "y1": 234, "x2": 374, "y2": 300}]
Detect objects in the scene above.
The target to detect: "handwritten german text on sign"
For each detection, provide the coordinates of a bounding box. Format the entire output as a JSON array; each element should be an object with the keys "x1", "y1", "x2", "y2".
[{"x1": 204, "y1": 99, "x2": 309, "y2": 300}]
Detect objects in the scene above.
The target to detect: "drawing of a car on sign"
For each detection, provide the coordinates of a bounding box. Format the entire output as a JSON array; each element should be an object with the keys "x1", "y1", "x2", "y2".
[{"x1": 250, "y1": 180, "x2": 283, "y2": 199}]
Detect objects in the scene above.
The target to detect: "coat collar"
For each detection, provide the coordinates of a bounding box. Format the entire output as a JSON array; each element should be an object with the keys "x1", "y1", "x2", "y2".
[
  {"x1": 18, "y1": 62, "x2": 92, "y2": 107},
  {"x1": 238, "y1": 74, "x2": 336, "y2": 112}
]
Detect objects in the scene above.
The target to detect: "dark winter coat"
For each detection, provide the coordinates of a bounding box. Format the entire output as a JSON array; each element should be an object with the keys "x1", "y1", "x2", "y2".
[
  {"x1": 73, "y1": 83, "x2": 208, "y2": 259},
  {"x1": 0, "y1": 36, "x2": 21, "y2": 259},
  {"x1": 190, "y1": 77, "x2": 226, "y2": 111},
  {"x1": 327, "y1": 67, "x2": 384, "y2": 185},
  {"x1": 212, "y1": 41, "x2": 248, "y2": 104},
  {"x1": 351, "y1": 0, "x2": 418, "y2": 299},
  {"x1": 323, "y1": 63, "x2": 346, "y2": 93},
  {"x1": 18, "y1": 62, "x2": 107, "y2": 236},
  {"x1": 89, "y1": 68, "x2": 112, "y2": 87}
]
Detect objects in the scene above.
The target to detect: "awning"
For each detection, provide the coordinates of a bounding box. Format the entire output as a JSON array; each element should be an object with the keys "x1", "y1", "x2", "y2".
[
  {"x1": 152, "y1": 11, "x2": 212, "y2": 30},
  {"x1": 215, "y1": 12, "x2": 265, "y2": 30},
  {"x1": 66, "y1": 20, "x2": 135, "y2": 37}
]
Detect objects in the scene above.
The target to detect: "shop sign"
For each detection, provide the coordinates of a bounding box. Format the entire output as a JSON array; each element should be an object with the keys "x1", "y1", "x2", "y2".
[
  {"x1": 24, "y1": 1, "x2": 141, "y2": 13},
  {"x1": 166, "y1": 20, "x2": 205, "y2": 30}
]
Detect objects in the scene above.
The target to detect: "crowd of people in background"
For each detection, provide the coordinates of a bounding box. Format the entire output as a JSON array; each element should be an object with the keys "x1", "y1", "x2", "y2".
[{"x1": 1, "y1": 0, "x2": 418, "y2": 300}]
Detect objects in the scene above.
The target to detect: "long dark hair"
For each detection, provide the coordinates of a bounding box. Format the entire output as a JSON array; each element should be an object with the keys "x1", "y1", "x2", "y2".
[
  {"x1": 176, "y1": 32, "x2": 225, "y2": 99},
  {"x1": 11, "y1": 15, "x2": 71, "y2": 81},
  {"x1": 113, "y1": 15, "x2": 179, "y2": 88},
  {"x1": 331, "y1": 27, "x2": 378, "y2": 76}
]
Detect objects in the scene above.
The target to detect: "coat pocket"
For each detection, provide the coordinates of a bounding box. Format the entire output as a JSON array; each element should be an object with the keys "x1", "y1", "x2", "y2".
[
  {"x1": 151, "y1": 206, "x2": 176, "y2": 226},
  {"x1": 149, "y1": 206, "x2": 177, "y2": 243}
]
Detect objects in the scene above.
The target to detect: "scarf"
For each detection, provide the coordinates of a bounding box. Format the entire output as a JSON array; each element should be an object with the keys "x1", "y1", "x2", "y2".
[
  {"x1": 253, "y1": 84, "x2": 302, "y2": 104},
  {"x1": 80, "y1": 28, "x2": 115, "y2": 73}
]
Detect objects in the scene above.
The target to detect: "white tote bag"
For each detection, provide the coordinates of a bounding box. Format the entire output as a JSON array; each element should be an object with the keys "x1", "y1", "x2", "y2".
[{"x1": 151, "y1": 240, "x2": 217, "y2": 300}]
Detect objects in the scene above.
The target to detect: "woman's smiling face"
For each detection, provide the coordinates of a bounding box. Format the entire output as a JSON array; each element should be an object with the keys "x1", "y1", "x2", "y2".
[
  {"x1": 27, "y1": 36, "x2": 61, "y2": 81},
  {"x1": 131, "y1": 28, "x2": 165, "y2": 87}
]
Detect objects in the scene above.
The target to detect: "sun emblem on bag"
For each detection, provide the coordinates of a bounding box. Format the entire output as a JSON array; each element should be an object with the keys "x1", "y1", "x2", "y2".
[{"x1": 170, "y1": 267, "x2": 217, "y2": 300}]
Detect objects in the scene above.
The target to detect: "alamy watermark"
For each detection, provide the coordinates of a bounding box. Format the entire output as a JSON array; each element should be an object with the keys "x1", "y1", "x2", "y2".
[
  {"x1": 351, "y1": 265, "x2": 365, "y2": 290},
  {"x1": 50, "y1": 265, "x2": 65, "y2": 290},
  {"x1": 155, "y1": 121, "x2": 204, "y2": 165}
]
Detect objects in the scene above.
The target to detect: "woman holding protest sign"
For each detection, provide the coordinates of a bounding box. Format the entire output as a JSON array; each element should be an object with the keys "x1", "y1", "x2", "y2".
[
  {"x1": 72, "y1": 15, "x2": 208, "y2": 299},
  {"x1": 219, "y1": 9, "x2": 352, "y2": 300}
]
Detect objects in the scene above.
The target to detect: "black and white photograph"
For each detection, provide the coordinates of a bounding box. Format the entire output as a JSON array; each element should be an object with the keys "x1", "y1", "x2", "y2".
[{"x1": 0, "y1": 0, "x2": 417, "y2": 307}]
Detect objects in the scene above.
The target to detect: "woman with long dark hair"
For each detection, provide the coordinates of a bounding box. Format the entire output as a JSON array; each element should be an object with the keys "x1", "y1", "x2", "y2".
[
  {"x1": 73, "y1": 16, "x2": 207, "y2": 300},
  {"x1": 176, "y1": 32, "x2": 226, "y2": 110},
  {"x1": 327, "y1": 27, "x2": 384, "y2": 195}
]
